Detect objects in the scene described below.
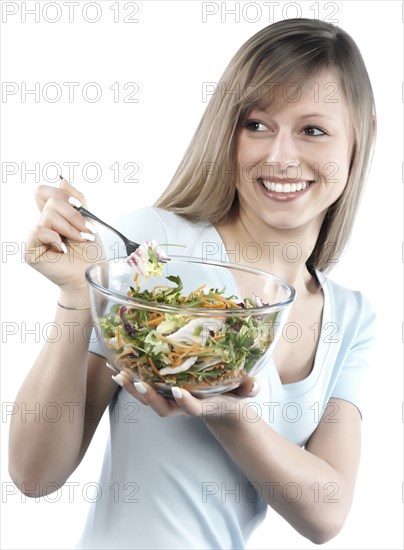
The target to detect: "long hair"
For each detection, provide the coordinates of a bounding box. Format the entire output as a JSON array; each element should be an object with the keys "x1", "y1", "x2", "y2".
[{"x1": 155, "y1": 18, "x2": 376, "y2": 273}]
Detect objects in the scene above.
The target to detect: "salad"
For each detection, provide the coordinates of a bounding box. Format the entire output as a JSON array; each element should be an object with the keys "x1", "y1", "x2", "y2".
[{"x1": 97, "y1": 242, "x2": 277, "y2": 391}]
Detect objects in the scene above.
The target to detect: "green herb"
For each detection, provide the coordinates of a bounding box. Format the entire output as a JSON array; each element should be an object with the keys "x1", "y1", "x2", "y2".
[{"x1": 98, "y1": 274, "x2": 276, "y2": 390}]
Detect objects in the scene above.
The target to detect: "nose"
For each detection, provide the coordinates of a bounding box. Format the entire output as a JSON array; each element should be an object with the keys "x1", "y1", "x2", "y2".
[{"x1": 265, "y1": 130, "x2": 300, "y2": 176}]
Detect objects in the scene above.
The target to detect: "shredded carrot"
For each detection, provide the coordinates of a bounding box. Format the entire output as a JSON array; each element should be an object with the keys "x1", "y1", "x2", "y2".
[
  {"x1": 198, "y1": 355, "x2": 219, "y2": 362},
  {"x1": 168, "y1": 352, "x2": 180, "y2": 363},
  {"x1": 173, "y1": 343, "x2": 200, "y2": 363},
  {"x1": 189, "y1": 284, "x2": 207, "y2": 296},
  {"x1": 198, "y1": 301, "x2": 227, "y2": 309},
  {"x1": 116, "y1": 326, "x2": 122, "y2": 348},
  {"x1": 144, "y1": 315, "x2": 165, "y2": 327},
  {"x1": 213, "y1": 295, "x2": 242, "y2": 308},
  {"x1": 148, "y1": 356, "x2": 163, "y2": 378},
  {"x1": 134, "y1": 272, "x2": 140, "y2": 292}
]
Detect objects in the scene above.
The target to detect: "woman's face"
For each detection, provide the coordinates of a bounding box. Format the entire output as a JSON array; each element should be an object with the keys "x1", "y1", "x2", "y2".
[{"x1": 235, "y1": 70, "x2": 353, "y2": 234}]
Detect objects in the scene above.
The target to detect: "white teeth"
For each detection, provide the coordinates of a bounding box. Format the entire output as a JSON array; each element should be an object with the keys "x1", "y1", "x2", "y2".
[{"x1": 260, "y1": 179, "x2": 310, "y2": 193}]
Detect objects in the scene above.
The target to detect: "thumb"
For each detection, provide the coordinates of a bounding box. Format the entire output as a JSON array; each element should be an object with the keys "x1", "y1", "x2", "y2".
[{"x1": 236, "y1": 376, "x2": 259, "y2": 397}]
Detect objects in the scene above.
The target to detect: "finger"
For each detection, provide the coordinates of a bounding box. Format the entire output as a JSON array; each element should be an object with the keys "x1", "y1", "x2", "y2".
[
  {"x1": 111, "y1": 372, "x2": 181, "y2": 416},
  {"x1": 35, "y1": 184, "x2": 70, "y2": 212},
  {"x1": 170, "y1": 386, "x2": 209, "y2": 416},
  {"x1": 40, "y1": 198, "x2": 96, "y2": 242},
  {"x1": 59, "y1": 177, "x2": 88, "y2": 208},
  {"x1": 25, "y1": 225, "x2": 67, "y2": 263},
  {"x1": 34, "y1": 179, "x2": 87, "y2": 212},
  {"x1": 132, "y1": 382, "x2": 187, "y2": 417},
  {"x1": 233, "y1": 376, "x2": 259, "y2": 397},
  {"x1": 110, "y1": 372, "x2": 149, "y2": 406}
]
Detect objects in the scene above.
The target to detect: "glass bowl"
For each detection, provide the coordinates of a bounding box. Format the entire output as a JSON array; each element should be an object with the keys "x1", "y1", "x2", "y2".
[{"x1": 85, "y1": 256, "x2": 296, "y2": 398}]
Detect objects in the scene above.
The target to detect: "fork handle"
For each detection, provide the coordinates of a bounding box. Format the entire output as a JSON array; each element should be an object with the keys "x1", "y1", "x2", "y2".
[{"x1": 74, "y1": 205, "x2": 128, "y2": 243}]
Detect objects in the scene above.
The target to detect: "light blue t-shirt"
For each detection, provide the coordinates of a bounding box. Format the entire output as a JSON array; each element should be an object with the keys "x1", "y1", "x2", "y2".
[{"x1": 77, "y1": 207, "x2": 376, "y2": 550}]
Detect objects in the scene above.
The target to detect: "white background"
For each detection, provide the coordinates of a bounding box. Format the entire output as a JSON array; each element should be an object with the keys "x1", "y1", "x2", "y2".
[{"x1": 1, "y1": 1, "x2": 403, "y2": 549}]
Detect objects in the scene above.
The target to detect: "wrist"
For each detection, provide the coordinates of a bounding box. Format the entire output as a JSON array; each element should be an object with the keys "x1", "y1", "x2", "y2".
[
  {"x1": 202, "y1": 399, "x2": 258, "y2": 430},
  {"x1": 58, "y1": 285, "x2": 90, "y2": 309},
  {"x1": 201, "y1": 405, "x2": 243, "y2": 428}
]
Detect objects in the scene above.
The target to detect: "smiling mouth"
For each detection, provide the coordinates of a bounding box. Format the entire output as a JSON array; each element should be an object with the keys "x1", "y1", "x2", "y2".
[{"x1": 258, "y1": 178, "x2": 314, "y2": 194}]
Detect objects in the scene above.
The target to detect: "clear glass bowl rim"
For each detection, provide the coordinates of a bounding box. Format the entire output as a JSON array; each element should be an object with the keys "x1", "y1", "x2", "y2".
[{"x1": 85, "y1": 255, "x2": 296, "y2": 316}]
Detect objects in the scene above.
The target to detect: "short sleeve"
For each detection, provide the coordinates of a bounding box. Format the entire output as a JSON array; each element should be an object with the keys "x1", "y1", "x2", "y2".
[
  {"x1": 88, "y1": 206, "x2": 169, "y2": 359},
  {"x1": 330, "y1": 293, "x2": 377, "y2": 417}
]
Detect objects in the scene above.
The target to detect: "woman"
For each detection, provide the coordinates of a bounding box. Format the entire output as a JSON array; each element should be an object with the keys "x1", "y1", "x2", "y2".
[{"x1": 9, "y1": 18, "x2": 376, "y2": 549}]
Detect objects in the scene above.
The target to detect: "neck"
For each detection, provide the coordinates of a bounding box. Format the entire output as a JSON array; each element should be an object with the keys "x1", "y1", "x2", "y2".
[{"x1": 215, "y1": 208, "x2": 323, "y2": 294}]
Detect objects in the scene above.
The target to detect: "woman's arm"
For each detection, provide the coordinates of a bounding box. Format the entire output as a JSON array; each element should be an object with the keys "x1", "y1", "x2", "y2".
[
  {"x1": 8, "y1": 180, "x2": 118, "y2": 496},
  {"x1": 113, "y1": 371, "x2": 361, "y2": 544},
  {"x1": 8, "y1": 300, "x2": 117, "y2": 496},
  {"x1": 203, "y1": 397, "x2": 361, "y2": 544}
]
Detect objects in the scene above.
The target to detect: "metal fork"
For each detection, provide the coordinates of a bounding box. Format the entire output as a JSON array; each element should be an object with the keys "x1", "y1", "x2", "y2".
[{"x1": 74, "y1": 205, "x2": 141, "y2": 256}]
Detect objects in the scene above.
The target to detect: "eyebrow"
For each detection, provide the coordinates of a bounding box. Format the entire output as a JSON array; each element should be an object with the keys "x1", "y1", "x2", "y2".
[
  {"x1": 298, "y1": 113, "x2": 335, "y2": 120},
  {"x1": 254, "y1": 109, "x2": 334, "y2": 120}
]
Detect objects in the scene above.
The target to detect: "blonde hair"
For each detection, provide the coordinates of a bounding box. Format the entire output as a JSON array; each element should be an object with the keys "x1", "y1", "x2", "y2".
[{"x1": 155, "y1": 18, "x2": 376, "y2": 273}]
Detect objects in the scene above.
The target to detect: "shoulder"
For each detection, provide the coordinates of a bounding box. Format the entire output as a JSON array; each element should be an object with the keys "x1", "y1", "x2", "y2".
[
  {"x1": 150, "y1": 207, "x2": 211, "y2": 232},
  {"x1": 113, "y1": 206, "x2": 210, "y2": 230},
  {"x1": 114, "y1": 205, "x2": 193, "y2": 229},
  {"x1": 107, "y1": 206, "x2": 219, "y2": 258},
  {"x1": 317, "y1": 270, "x2": 376, "y2": 339},
  {"x1": 317, "y1": 273, "x2": 377, "y2": 417}
]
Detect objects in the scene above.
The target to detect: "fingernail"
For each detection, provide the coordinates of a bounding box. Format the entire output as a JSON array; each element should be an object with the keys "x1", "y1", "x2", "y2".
[
  {"x1": 60, "y1": 242, "x2": 68, "y2": 254},
  {"x1": 106, "y1": 362, "x2": 118, "y2": 373},
  {"x1": 80, "y1": 232, "x2": 96, "y2": 242},
  {"x1": 134, "y1": 382, "x2": 147, "y2": 394},
  {"x1": 250, "y1": 382, "x2": 258, "y2": 393},
  {"x1": 85, "y1": 221, "x2": 98, "y2": 234},
  {"x1": 172, "y1": 387, "x2": 183, "y2": 399},
  {"x1": 111, "y1": 374, "x2": 125, "y2": 387},
  {"x1": 68, "y1": 196, "x2": 82, "y2": 208}
]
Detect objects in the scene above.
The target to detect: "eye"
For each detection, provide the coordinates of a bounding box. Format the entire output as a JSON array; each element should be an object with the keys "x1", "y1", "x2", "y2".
[
  {"x1": 303, "y1": 125, "x2": 328, "y2": 137},
  {"x1": 245, "y1": 119, "x2": 268, "y2": 132}
]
